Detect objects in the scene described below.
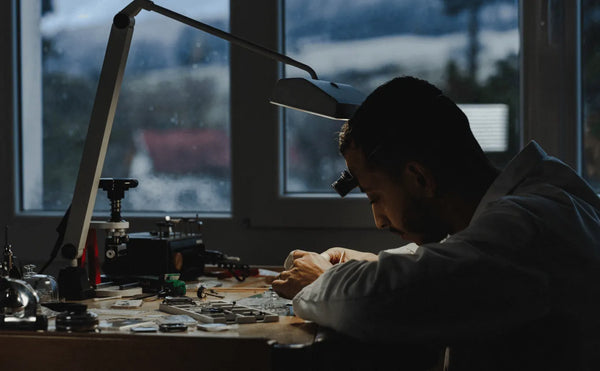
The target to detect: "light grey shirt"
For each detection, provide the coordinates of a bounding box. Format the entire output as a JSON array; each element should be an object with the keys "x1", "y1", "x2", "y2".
[{"x1": 292, "y1": 141, "x2": 600, "y2": 346}]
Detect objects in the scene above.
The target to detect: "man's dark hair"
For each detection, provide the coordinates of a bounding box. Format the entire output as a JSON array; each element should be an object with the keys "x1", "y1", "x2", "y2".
[{"x1": 339, "y1": 76, "x2": 496, "y2": 195}]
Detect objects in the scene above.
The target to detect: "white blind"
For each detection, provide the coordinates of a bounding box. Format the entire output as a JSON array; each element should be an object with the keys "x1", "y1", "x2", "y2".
[{"x1": 459, "y1": 103, "x2": 509, "y2": 152}]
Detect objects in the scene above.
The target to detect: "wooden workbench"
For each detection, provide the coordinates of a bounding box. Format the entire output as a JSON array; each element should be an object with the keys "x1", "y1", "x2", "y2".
[{"x1": 0, "y1": 274, "x2": 319, "y2": 371}]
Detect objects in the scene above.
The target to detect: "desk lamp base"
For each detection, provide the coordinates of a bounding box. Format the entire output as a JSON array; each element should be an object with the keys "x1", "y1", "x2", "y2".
[{"x1": 58, "y1": 266, "x2": 95, "y2": 300}]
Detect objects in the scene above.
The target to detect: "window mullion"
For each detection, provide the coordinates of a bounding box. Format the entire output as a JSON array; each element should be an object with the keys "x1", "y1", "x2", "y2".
[
  {"x1": 230, "y1": 0, "x2": 280, "y2": 225},
  {"x1": 521, "y1": 0, "x2": 581, "y2": 171}
]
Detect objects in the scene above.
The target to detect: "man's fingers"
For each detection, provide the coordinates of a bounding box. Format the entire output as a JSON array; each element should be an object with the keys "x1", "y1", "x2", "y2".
[
  {"x1": 279, "y1": 270, "x2": 291, "y2": 279},
  {"x1": 272, "y1": 270, "x2": 290, "y2": 285},
  {"x1": 271, "y1": 275, "x2": 287, "y2": 288},
  {"x1": 283, "y1": 252, "x2": 295, "y2": 270},
  {"x1": 271, "y1": 274, "x2": 297, "y2": 300},
  {"x1": 292, "y1": 249, "x2": 310, "y2": 258},
  {"x1": 271, "y1": 278, "x2": 284, "y2": 287},
  {"x1": 284, "y1": 250, "x2": 314, "y2": 270}
]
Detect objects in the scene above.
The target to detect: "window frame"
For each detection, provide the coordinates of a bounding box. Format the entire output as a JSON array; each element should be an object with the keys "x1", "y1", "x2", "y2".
[
  {"x1": 1, "y1": 0, "x2": 396, "y2": 273},
  {"x1": 0, "y1": 0, "x2": 585, "y2": 271},
  {"x1": 231, "y1": 1, "x2": 373, "y2": 228},
  {"x1": 520, "y1": 0, "x2": 582, "y2": 169}
]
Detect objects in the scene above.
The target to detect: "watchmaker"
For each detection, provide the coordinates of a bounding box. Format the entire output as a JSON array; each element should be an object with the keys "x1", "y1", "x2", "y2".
[{"x1": 272, "y1": 76, "x2": 600, "y2": 371}]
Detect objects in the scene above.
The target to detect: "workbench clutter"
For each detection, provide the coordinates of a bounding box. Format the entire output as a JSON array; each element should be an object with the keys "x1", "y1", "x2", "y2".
[
  {"x1": 32, "y1": 176, "x2": 251, "y2": 303},
  {"x1": 0, "y1": 178, "x2": 253, "y2": 333},
  {"x1": 0, "y1": 276, "x2": 48, "y2": 331},
  {"x1": 0, "y1": 244, "x2": 310, "y2": 371},
  {"x1": 49, "y1": 177, "x2": 214, "y2": 300},
  {"x1": 0, "y1": 227, "x2": 49, "y2": 331}
]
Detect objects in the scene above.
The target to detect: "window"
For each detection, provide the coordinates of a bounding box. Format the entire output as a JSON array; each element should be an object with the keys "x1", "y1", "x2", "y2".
[
  {"x1": 582, "y1": 0, "x2": 600, "y2": 190},
  {"x1": 283, "y1": 0, "x2": 520, "y2": 194},
  {"x1": 23, "y1": 0, "x2": 231, "y2": 214},
  {"x1": 1, "y1": 1, "x2": 591, "y2": 269}
]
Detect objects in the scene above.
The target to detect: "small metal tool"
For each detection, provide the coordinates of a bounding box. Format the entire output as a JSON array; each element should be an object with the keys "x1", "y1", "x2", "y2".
[
  {"x1": 197, "y1": 285, "x2": 225, "y2": 299},
  {"x1": 163, "y1": 296, "x2": 194, "y2": 305}
]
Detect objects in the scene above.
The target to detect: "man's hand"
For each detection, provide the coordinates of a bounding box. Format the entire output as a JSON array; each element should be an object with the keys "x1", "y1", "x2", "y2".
[
  {"x1": 321, "y1": 247, "x2": 379, "y2": 263},
  {"x1": 271, "y1": 250, "x2": 333, "y2": 299}
]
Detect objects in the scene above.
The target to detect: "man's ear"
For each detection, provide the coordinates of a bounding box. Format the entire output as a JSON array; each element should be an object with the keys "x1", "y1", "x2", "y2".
[{"x1": 403, "y1": 161, "x2": 436, "y2": 197}]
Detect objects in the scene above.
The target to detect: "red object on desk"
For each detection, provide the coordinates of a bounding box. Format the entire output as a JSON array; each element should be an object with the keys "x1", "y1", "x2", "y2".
[{"x1": 81, "y1": 228, "x2": 101, "y2": 285}]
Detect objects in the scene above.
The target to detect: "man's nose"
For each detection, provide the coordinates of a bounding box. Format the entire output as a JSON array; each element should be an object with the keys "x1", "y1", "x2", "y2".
[{"x1": 372, "y1": 205, "x2": 390, "y2": 230}]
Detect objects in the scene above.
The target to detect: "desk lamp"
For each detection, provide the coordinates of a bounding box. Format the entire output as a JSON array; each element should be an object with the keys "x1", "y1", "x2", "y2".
[{"x1": 53, "y1": 0, "x2": 366, "y2": 299}]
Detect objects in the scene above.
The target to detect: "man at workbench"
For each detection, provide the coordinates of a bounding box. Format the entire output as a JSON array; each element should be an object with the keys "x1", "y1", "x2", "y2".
[{"x1": 271, "y1": 76, "x2": 600, "y2": 371}]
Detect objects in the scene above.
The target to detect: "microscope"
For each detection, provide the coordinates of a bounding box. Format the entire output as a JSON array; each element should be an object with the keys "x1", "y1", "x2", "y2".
[
  {"x1": 94, "y1": 178, "x2": 139, "y2": 262},
  {"x1": 96, "y1": 178, "x2": 207, "y2": 282}
]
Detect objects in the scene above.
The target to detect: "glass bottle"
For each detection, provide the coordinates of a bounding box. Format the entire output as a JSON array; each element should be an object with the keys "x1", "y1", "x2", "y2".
[{"x1": 22, "y1": 264, "x2": 59, "y2": 303}]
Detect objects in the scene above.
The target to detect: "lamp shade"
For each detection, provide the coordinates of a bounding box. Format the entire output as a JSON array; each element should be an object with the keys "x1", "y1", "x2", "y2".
[{"x1": 270, "y1": 78, "x2": 366, "y2": 120}]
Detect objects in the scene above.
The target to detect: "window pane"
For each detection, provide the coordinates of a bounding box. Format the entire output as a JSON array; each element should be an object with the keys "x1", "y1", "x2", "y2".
[
  {"x1": 582, "y1": 0, "x2": 600, "y2": 190},
  {"x1": 27, "y1": 0, "x2": 230, "y2": 213},
  {"x1": 284, "y1": 0, "x2": 520, "y2": 193}
]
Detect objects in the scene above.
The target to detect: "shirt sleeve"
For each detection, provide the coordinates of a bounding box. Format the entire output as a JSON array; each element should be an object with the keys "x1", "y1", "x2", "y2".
[{"x1": 292, "y1": 198, "x2": 551, "y2": 344}]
